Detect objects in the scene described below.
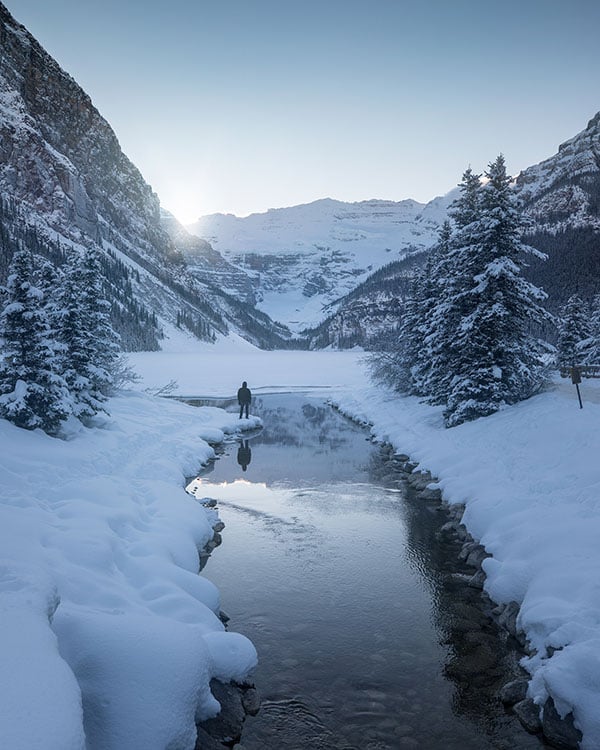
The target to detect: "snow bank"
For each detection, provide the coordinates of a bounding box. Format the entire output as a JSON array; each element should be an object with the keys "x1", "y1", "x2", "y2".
[
  {"x1": 0, "y1": 390, "x2": 260, "y2": 750},
  {"x1": 333, "y1": 376, "x2": 600, "y2": 748}
]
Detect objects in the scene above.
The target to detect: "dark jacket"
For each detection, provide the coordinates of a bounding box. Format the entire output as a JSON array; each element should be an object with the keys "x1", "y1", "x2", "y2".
[{"x1": 237, "y1": 386, "x2": 251, "y2": 405}]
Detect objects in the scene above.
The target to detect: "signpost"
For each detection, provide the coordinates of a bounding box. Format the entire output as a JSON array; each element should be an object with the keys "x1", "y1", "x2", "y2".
[{"x1": 570, "y1": 366, "x2": 583, "y2": 409}]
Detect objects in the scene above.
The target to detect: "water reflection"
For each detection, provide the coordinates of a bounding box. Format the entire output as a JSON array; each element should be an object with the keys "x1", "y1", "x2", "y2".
[
  {"x1": 237, "y1": 439, "x2": 252, "y2": 472},
  {"x1": 226, "y1": 395, "x2": 371, "y2": 486},
  {"x1": 191, "y1": 395, "x2": 543, "y2": 750},
  {"x1": 367, "y1": 451, "x2": 538, "y2": 744}
]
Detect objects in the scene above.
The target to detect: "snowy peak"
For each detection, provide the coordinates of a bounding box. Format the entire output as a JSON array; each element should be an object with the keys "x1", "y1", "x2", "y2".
[
  {"x1": 186, "y1": 195, "x2": 452, "y2": 330},
  {"x1": 189, "y1": 197, "x2": 442, "y2": 255},
  {"x1": 516, "y1": 110, "x2": 600, "y2": 232}
]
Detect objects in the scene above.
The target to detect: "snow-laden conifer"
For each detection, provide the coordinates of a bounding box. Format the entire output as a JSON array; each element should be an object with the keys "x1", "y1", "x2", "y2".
[
  {"x1": 36, "y1": 260, "x2": 64, "y2": 328},
  {"x1": 556, "y1": 294, "x2": 593, "y2": 370},
  {"x1": 444, "y1": 156, "x2": 551, "y2": 427},
  {"x1": 58, "y1": 247, "x2": 120, "y2": 421},
  {"x1": 585, "y1": 294, "x2": 600, "y2": 365},
  {"x1": 367, "y1": 244, "x2": 440, "y2": 395},
  {"x1": 418, "y1": 218, "x2": 463, "y2": 404},
  {"x1": 0, "y1": 248, "x2": 70, "y2": 434}
]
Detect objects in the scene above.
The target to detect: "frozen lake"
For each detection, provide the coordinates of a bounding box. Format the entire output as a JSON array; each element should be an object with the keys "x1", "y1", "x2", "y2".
[{"x1": 188, "y1": 394, "x2": 543, "y2": 749}]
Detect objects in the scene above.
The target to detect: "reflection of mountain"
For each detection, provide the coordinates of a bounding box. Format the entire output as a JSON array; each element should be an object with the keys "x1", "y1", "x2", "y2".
[{"x1": 252, "y1": 397, "x2": 350, "y2": 450}]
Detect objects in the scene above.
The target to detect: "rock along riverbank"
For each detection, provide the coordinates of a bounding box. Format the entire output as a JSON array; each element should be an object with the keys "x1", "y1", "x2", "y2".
[{"x1": 353, "y1": 423, "x2": 582, "y2": 750}]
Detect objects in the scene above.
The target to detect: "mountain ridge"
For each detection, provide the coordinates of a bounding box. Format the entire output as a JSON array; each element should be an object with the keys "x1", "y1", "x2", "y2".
[
  {"x1": 186, "y1": 193, "x2": 453, "y2": 331},
  {"x1": 0, "y1": 0, "x2": 291, "y2": 349},
  {"x1": 2, "y1": 0, "x2": 600, "y2": 351}
]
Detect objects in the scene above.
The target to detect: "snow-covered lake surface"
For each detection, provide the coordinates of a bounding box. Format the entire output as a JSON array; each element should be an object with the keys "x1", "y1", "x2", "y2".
[{"x1": 188, "y1": 393, "x2": 541, "y2": 749}]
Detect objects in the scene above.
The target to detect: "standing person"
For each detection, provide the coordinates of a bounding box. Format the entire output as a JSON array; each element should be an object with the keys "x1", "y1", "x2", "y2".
[{"x1": 237, "y1": 380, "x2": 251, "y2": 419}]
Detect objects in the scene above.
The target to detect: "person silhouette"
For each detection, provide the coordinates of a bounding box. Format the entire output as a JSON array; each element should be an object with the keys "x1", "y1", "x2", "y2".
[
  {"x1": 237, "y1": 381, "x2": 251, "y2": 419},
  {"x1": 237, "y1": 439, "x2": 252, "y2": 472}
]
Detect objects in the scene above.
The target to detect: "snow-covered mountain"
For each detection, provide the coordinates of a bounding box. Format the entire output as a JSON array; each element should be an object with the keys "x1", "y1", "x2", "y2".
[
  {"x1": 184, "y1": 106, "x2": 600, "y2": 340},
  {"x1": 4, "y1": 0, "x2": 600, "y2": 351},
  {"x1": 515, "y1": 112, "x2": 600, "y2": 312},
  {"x1": 187, "y1": 195, "x2": 452, "y2": 332},
  {"x1": 517, "y1": 111, "x2": 600, "y2": 233},
  {"x1": 0, "y1": 1, "x2": 290, "y2": 349}
]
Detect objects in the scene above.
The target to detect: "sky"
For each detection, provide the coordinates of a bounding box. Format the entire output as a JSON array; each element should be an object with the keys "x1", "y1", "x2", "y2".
[{"x1": 5, "y1": 0, "x2": 600, "y2": 223}]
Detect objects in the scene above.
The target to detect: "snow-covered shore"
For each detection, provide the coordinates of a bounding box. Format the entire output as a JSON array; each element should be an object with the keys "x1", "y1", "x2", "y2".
[
  {"x1": 4, "y1": 329, "x2": 600, "y2": 748},
  {"x1": 332, "y1": 376, "x2": 600, "y2": 749},
  {"x1": 132, "y1": 337, "x2": 600, "y2": 748},
  {"x1": 0, "y1": 389, "x2": 260, "y2": 749}
]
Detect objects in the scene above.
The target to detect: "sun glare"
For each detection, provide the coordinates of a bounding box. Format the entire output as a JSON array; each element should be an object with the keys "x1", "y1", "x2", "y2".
[
  {"x1": 166, "y1": 203, "x2": 200, "y2": 226},
  {"x1": 162, "y1": 189, "x2": 204, "y2": 227}
]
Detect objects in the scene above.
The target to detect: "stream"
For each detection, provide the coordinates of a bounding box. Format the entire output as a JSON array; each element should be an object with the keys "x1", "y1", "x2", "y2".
[{"x1": 187, "y1": 394, "x2": 544, "y2": 750}]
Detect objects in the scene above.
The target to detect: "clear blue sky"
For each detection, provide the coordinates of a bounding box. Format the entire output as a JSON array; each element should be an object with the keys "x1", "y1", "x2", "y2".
[{"x1": 6, "y1": 0, "x2": 600, "y2": 222}]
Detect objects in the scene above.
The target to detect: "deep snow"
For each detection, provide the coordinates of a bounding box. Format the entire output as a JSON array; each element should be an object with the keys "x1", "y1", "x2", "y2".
[
  {"x1": 0, "y1": 380, "x2": 260, "y2": 750},
  {"x1": 3, "y1": 330, "x2": 600, "y2": 748}
]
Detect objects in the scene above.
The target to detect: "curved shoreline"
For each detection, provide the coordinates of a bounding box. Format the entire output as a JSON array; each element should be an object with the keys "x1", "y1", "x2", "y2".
[
  {"x1": 333, "y1": 405, "x2": 582, "y2": 749},
  {"x1": 193, "y1": 502, "x2": 261, "y2": 750}
]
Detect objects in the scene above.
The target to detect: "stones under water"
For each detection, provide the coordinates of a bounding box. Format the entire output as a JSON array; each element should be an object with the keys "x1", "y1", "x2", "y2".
[{"x1": 192, "y1": 394, "x2": 550, "y2": 749}]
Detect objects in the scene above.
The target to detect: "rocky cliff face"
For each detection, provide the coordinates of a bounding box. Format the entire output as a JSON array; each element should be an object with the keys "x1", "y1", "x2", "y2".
[
  {"x1": 516, "y1": 111, "x2": 600, "y2": 312},
  {"x1": 517, "y1": 112, "x2": 600, "y2": 233},
  {"x1": 0, "y1": 1, "x2": 290, "y2": 349},
  {"x1": 0, "y1": 2, "x2": 163, "y2": 257},
  {"x1": 303, "y1": 254, "x2": 423, "y2": 349}
]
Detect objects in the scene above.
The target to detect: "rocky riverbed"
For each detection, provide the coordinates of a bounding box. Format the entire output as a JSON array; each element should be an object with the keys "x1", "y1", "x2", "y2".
[
  {"x1": 190, "y1": 396, "x2": 582, "y2": 749},
  {"x1": 193, "y1": 499, "x2": 261, "y2": 750},
  {"x1": 379, "y1": 444, "x2": 582, "y2": 750}
]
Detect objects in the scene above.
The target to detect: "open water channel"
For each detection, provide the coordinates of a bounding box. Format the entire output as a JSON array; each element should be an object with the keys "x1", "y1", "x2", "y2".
[{"x1": 187, "y1": 394, "x2": 545, "y2": 750}]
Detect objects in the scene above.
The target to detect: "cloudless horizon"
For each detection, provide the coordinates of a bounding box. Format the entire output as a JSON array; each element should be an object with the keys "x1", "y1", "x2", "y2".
[{"x1": 6, "y1": 0, "x2": 600, "y2": 223}]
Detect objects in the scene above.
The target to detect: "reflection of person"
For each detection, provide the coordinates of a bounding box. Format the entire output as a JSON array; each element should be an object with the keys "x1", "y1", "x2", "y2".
[
  {"x1": 237, "y1": 380, "x2": 252, "y2": 419},
  {"x1": 237, "y1": 439, "x2": 252, "y2": 472}
]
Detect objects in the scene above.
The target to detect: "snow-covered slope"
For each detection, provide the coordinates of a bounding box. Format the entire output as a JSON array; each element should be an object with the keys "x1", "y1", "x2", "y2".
[
  {"x1": 0, "y1": 387, "x2": 260, "y2": 749},
  {"x1": 0, "y1": 1, "x2": 289, "y2": 349},
  {"x1": 187, "y1": 196, "x2": 452, "y2": 331},
  {"x1": 514, "y1": 112, "x2": 600, "y2": 312},
  {"x1": 517, "y1": 111, "x2": 600, "y2": 234}
]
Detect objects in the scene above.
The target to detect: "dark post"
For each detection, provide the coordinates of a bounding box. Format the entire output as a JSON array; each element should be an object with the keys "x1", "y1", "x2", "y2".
[{"x1": 570, "y1": 366, "x2": 583, "y2": 409}]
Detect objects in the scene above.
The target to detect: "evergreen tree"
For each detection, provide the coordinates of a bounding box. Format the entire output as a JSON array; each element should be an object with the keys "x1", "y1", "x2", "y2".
[
  {"x1": 58, "y1": 248, "x2": 120, "y2": 422},
  {"x1": 557, "y1": 294, "x2": 593, "y2": 370},
  {"x1": 368, "y1": 222, "x2": 454, "y2": 396},
  {"x1": 448, "y1": 167, "x2": 482, "y2": 230},
  {"x1": 414, "y1": 171, "x2": 484, "y2": 406},
  {"x1": 0, "y1": 249, "x2": 70, "y2": 434},
  {"x1": 444, "y1": 155, "x2": 551, "y2": 427},
  {"x1": 585, "y1": 294, "x2": 600, "y2": 365},
  {"x1": 36, "y1": 260, "x2": 64, "y2": 335},
  {"x1": 419, "y1": 218, "x2": 462, "y2": 404},
  {"x1": 79, "y1": 247, "x2": 121, "y2": 395}
]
